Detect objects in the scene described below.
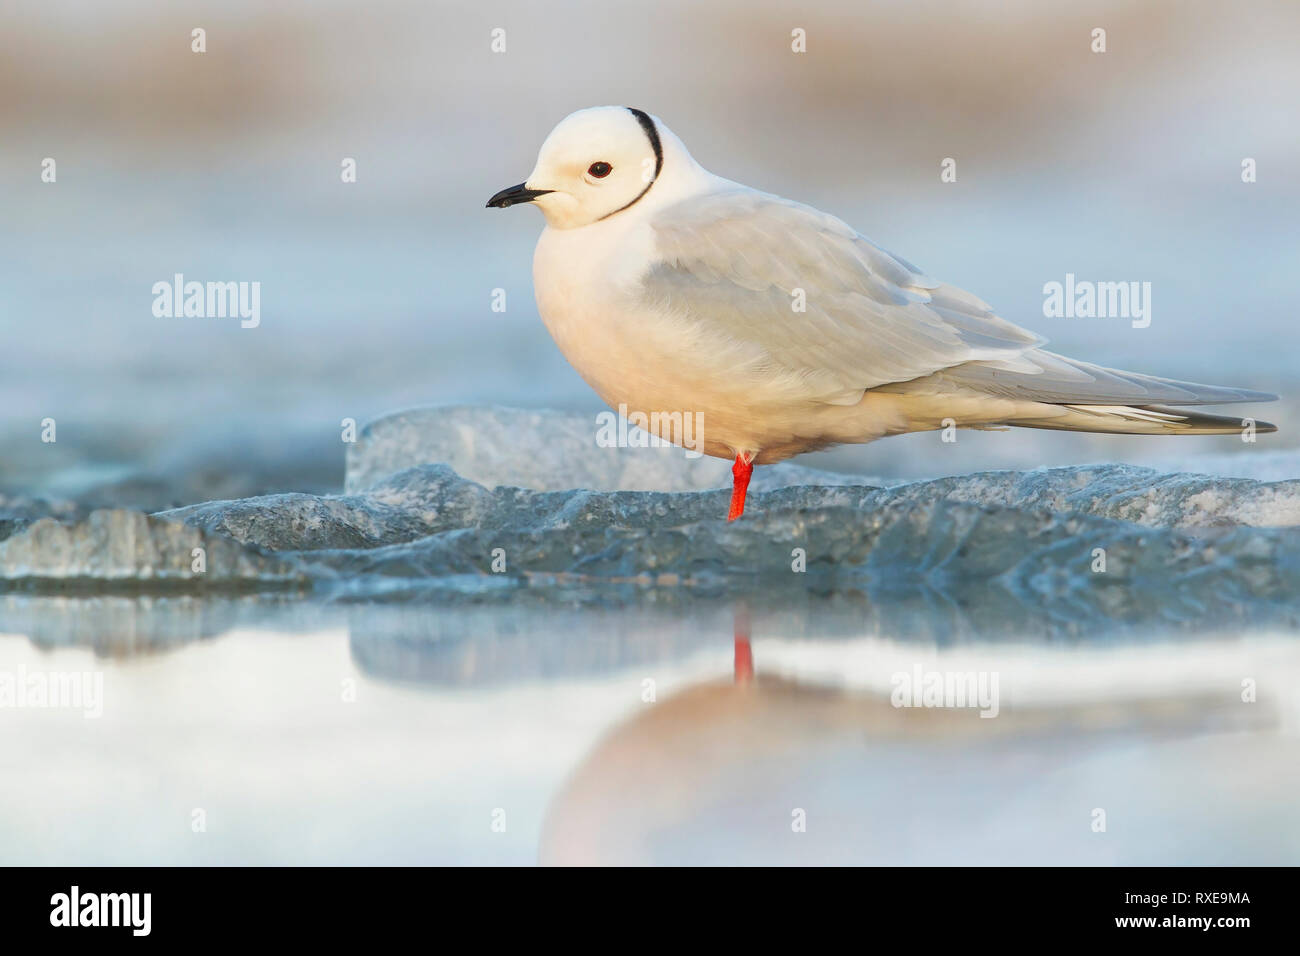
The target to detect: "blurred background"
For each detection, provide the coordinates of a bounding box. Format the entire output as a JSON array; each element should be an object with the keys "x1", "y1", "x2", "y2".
[
  {"x1": 3, "y1": 0, "x2": 1298, "y2": 506},
  {"x1": 3, "y1": 1, "x2": 1299, "y2": 867}
]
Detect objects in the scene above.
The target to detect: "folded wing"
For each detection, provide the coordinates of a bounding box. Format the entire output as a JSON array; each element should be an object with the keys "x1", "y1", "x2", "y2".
[
  {"x1": 641, "y1": 186, "x2": 1044, "y2": 401},
  {"x1": 642, "y1": 186, "x2": 1275, "y2": 408}
]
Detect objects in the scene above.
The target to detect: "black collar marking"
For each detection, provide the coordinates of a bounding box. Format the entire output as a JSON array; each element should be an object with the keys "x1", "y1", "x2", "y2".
[
  {"x1": 597, "y1": 107, "x2": 663, "y2": 221},
  {"x1": 629, "y1": 107, "x2": 663, "y2": 180}
]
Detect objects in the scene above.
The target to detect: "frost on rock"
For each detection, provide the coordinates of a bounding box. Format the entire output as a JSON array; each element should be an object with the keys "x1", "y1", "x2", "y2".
[
  {"x1": 160, "y1": 465, "x2": 496, "y2": 551},
  {"x1": 890, "y1": 465, "x2": 1300, "y2": 530},
  {"x1": 0, "y1": 494, "x2": 85, "y2": 543},
  {"x1": 0, "y1": 509, "x2": 304, "y2": 588}
]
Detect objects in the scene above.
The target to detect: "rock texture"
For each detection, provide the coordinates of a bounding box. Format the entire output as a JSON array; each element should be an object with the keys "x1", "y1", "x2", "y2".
[
  {"x1": 2, "y1": 407, "x2": 1297, "y2": 623},
  {"x1": 0, "y1": 509, "x2": 304, "y2": 588}
]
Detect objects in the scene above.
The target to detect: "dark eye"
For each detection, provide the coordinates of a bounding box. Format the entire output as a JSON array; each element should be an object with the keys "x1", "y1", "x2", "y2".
[{"x1": 587, "y1": 162, "x2": 612, "y2": 178}]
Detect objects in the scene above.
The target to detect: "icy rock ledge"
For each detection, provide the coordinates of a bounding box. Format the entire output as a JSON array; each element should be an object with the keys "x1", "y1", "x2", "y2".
[
  {"x1": 293, "y1": 468, "x2": 1300, "y2": 605},
  {"x1": 0, "y1": 510, "x2": 304, "y2": 587},
  {"x1": 880, "y1": 464, "x2": 1300, "y2": 530},
  {"x1": 140, "y1": 463, "x2": 1300, "y2": 622},
  {"x1": 4, "y1": 403, "x2": 1298, "y2": 600},
  {"x1": 347, "y1": 406, "x2": 1300, "y2": 529}
]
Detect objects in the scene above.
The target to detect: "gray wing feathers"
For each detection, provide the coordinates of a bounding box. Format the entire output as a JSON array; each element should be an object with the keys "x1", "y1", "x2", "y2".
[
  {"x1": 643, "y1": 187, "x2": 1274, "y2": 408},
  {"x1": 643, "y1": 188, "x2": 1044, "y2": 396}
]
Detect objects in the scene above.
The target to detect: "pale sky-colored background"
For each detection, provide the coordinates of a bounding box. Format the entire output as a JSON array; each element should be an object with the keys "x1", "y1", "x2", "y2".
[{"x1": 3, "y1": 2, "x2": 1299, "y2": 866}]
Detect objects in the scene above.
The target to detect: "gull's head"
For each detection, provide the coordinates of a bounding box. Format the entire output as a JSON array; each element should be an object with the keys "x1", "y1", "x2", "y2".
[{"x1": 486, "y1": 106, "x2": 679, "y2": 229}]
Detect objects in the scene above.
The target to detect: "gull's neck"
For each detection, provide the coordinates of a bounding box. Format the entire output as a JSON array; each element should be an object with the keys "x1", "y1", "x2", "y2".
[{"x1": 632, "y1": 124, "x2": 733, "y2": 215}]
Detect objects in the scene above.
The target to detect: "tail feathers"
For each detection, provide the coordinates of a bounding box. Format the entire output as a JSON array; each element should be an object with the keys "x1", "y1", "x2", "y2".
[{"x1": 1010, "y1": 404, "x2": 1277, "y2": 436}]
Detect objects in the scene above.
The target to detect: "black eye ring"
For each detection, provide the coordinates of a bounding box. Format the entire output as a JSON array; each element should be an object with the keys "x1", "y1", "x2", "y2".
[{"x1": 588, "y1": 162, "x2": 612, "y2": 179}]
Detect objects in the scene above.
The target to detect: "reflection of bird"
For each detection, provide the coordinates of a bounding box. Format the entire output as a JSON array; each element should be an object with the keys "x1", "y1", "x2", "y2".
[
  {"x1": 539, "y1": 673, "x2": 1275, "y2": 866},
  {"x1": 489, "y1": 107, "x2": 1278, "y2": 521}
]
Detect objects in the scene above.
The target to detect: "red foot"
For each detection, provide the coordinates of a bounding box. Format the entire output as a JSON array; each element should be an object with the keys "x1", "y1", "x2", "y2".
[{"x1": 727, "y1": 453, "x2": 754, "y2": 521}]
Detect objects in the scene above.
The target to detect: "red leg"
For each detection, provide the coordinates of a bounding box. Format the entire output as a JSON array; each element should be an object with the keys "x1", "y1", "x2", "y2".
[
  {"x1": 727, "y1": 452, "x2": 754, "y2": 521},
  {"x1": 734, "y1": 638, "x2": 754, "y2": 684}
]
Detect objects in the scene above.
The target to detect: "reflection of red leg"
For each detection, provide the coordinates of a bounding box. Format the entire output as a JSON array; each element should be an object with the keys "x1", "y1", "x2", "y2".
[
  {"x1": 734, "y1": 602, "x2": 753, "y2": 684},
  {"x1": 734, "y1": 638, "x2": 753, "y2": 684},
  {"x1": 727, "y1": 453, "x2": 754, "y2": 521}
]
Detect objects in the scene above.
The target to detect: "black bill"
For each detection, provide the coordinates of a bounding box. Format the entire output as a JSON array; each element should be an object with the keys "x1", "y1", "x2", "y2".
[{"x1": 485, "y1": 183, "x2": 554, "y2": 208}]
